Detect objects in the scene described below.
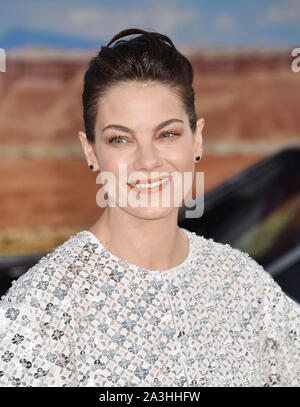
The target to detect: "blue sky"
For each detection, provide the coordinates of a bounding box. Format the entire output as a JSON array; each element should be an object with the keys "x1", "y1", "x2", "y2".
[{"x1": 0, "y1": 0, "x2": 299, "y2": 49}]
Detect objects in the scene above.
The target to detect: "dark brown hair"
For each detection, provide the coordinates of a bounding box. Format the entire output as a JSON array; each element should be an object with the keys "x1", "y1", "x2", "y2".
[{"x1": 82, "y1": 28, "x2": 197, "y2": 143}]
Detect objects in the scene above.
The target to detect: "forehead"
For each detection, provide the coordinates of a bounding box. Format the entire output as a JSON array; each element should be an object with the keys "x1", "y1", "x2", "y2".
[{"x1": 95, "y1": 81, "x2": 185, "y2": 128}]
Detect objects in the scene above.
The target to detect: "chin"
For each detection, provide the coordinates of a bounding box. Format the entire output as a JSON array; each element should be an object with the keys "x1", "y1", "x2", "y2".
[
  {"x1": 122, "y1": 205, "x2": 177, "y2": 220},
  {"x1": 107, "y1": 186, "x2": 183, "y2": 218}
]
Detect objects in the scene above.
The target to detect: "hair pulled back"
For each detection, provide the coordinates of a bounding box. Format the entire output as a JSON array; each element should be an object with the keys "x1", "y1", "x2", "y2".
[{"x1": 82, "y1": 28, "x2": 197, "y2": 143}]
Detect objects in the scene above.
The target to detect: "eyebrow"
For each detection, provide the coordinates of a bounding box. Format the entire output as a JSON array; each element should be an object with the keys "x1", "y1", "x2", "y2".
[{"x1": 101, "y1": 118, "x2": 184, "y2": 135}]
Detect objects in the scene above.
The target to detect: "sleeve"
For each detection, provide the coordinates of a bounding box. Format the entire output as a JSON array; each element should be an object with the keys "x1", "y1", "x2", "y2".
[
  {"x1": 253, "y1": 261, "x2": 300, "y2": 387},
  {"x1": 0, "y1": 257, "x2": 77, "y2": 387}
]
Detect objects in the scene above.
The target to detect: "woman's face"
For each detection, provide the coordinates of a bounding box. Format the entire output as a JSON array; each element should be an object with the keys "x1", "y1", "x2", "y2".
[{"x1": 80, "y1": 80, "x2": 204, "y2": 221}]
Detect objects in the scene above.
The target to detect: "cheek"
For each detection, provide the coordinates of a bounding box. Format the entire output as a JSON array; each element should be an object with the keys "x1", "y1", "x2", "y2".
[
  {"x1": 99, "y1": 160, "x2": 116, "y2": 172},
  {"x1": 170, "y1": 149, "x2": 193, "y2": 172},
  {"x1": 98, "y1": 152, "x2": 121, "y2": 173},
  {"x1": 99, "y1": 156, "x2": 132, "y2": 184}
]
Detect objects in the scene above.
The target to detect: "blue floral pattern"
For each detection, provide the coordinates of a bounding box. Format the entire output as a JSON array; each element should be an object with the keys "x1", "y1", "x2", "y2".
[{"x1": 0, "y1": 228, "x2": 299, "y2": 387}]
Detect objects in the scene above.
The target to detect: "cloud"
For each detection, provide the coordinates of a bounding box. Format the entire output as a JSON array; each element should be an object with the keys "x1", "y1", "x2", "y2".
[
  {"x1": 213, "y1": 14, "x2": 238, "y2": 33},
  {"x1": 66, "y1": 0, "x2": 198, "y2": 39},
  {"x1": 265, "y1": 0, "x2": 300, "y2": 24},
  {"x1": 2, "y1": 0, "x2": 298, "y2": 48},
  {"x1": 0, "y1": 0, "x2": 199, "y2": 42}
]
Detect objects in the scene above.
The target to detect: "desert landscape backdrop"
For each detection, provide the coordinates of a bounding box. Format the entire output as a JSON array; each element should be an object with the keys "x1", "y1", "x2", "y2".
[{"x1": 0, "y1": 46, "x2": 299, "y2": 254}]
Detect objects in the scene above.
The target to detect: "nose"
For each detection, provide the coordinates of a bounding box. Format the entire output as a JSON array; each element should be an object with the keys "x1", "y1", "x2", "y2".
[{"x1": 133, "y1": 142, "x2": 164, "y2": 171}]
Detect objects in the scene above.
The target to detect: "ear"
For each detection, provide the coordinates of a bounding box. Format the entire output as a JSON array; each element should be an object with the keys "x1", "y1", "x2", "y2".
[
  {"x1": 78, "y1": 131, "x2": 99, "y2": 171},
  {"x1": 193, "y1": 117, "x2": 204, "y2": 159}
]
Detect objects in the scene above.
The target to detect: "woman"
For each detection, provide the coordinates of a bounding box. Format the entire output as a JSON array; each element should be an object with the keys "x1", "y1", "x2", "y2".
[{"x1": 0, "y1": 28, "x2": 299, "y2": 387}]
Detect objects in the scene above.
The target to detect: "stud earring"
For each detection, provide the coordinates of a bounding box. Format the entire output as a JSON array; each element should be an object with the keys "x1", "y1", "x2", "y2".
[
  {"x1": 89, "y1": 164, "x2": 94, "y2": 170},
  {"x1": 195, "y1": 156, "x2": 201, "y2": 162}
]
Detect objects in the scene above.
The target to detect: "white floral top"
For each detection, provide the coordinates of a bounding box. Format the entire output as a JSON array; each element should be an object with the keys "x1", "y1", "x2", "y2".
[{"x1": 0, "y1": 228, "x2": 299, "y2": 387}]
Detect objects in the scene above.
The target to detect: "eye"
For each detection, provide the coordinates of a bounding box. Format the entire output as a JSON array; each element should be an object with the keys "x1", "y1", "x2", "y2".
[
  {"x1": 107, "y1": 136, "x2": 127, "y2": 144},
  {"x1": 160, "y1": 130, "x2": 180, "y2": 139}
]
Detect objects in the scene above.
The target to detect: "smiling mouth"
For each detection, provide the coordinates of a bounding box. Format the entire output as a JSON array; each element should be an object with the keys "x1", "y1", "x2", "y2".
[{"x1": 127, "y1": 176, "x2": 171, "y2": 189}]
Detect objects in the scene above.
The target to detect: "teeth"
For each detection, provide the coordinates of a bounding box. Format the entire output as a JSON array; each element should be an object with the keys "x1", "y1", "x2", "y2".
[{"x1": 129, "y1": 177, "x2": 170, "y2": 188}]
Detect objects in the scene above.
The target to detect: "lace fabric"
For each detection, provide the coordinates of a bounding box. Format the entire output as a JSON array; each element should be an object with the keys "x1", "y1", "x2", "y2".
[{"x1": 0, "y1": 228, "x2": 299, "y2": 387}]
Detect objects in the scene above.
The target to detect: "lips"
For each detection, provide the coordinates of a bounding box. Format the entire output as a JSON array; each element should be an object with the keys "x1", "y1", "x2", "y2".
[
  {"x1": 127, "y1": 176, "x2": 171, "y2": 186},
  {"x1": 127, "y1": 176, "x2": 172, "y2": 194}
]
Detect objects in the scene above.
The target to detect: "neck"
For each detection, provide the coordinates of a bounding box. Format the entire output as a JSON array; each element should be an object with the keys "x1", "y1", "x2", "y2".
[{"x1": 88, "y1": 208, "x2": 188, "y2": 271}]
